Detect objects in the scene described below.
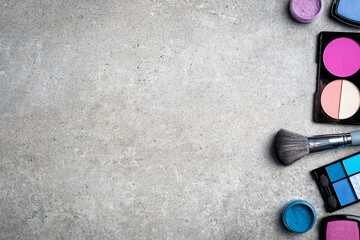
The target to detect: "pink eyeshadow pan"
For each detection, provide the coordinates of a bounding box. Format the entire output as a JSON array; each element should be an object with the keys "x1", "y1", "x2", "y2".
[
  {"x1": 321, "y1": 80, "x2": 342, "y2": 119},
  {"x1": 326, "y1": 220, "x2": 359, "y2": 240},
  {"x1": 323, "y1": 37, "x2": 360, "y2": 77}
]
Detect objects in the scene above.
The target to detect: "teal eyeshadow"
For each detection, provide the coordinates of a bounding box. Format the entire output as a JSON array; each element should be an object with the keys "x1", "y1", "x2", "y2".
[
  {"x1": 326, "y1": 162, "x2": 346, "y2": 182},
  {"x1": 333, "y1": 178, "x2": 357, "y2": 206},
  {"x1": 343, "y1": 154, "x2": 360, "y2": 175}
]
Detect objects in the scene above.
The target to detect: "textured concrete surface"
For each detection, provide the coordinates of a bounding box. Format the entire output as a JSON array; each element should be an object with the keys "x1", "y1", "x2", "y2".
[{"x1": 2, "y1": 0, "x2": 360, "y2": 239}]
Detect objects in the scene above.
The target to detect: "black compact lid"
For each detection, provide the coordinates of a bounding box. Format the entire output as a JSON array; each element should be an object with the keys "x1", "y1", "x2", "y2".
[
  {"x1": 320, "y1": 215, "x2": 360, "y2": 239},
  {"x1": 331, "y1": 0, "x2": 360, "y2": 28}
]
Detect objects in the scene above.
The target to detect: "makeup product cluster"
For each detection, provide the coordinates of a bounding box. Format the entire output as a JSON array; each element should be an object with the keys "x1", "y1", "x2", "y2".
[{"x1": 278, "y1": 0, "x2": 360, "y2": 238}]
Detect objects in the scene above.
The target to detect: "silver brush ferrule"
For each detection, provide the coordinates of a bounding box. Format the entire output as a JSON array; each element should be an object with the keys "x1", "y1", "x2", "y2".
[{"x1": 308, "y1": 133, "x2": 352, "y2": 153}]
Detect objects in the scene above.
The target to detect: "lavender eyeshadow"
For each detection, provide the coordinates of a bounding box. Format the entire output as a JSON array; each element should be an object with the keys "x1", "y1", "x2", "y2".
[{"x1": 293, "y1": 0, "x2": 321, "y2": 18}]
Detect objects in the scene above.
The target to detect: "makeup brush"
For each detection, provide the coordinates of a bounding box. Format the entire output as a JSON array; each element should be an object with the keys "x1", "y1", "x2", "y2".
[{"x1": 275, "y1": 129, "x2": 360, "y2": 166}]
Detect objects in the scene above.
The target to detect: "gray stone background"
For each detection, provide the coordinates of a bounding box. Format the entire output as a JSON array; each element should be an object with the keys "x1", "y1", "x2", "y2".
[{"x1": 1, "y1": 0, "x2": 360, "y2": 239}]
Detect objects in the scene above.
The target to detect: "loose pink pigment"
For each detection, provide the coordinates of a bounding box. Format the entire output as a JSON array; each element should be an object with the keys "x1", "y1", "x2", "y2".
[{"x1": 292, "y1": 0, "x2": 321, "y2": 18}]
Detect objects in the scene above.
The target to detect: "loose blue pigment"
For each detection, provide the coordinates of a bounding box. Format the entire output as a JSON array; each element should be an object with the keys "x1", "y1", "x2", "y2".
[{"x1": 285, "y1": 204, "x2": 313, "y2": 232}]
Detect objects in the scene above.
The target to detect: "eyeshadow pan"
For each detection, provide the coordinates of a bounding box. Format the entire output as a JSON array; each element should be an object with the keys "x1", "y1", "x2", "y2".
[
  {"x1": 350, "y1": 173, "x2": 360, "y2": 198},
  {"x1": 323, "y1": 37, "x2": 360, "y2": 77},
  {"x1": 326, "y1": 220, "x2": 359, "y2": 240},
  {"x1": 343, "y1": 154, "x2": 360, "y2": 175},
  {"x1": 339, "y1": 80, "x2": 360, "y2": 119},
  {"x1": 333, "y1": 178, "x2": 357, "y2": 206},
  {"x1": 337, "y1": 0, "x2": 360, "y2": 22},
  {"x1": 326, "y1": 162, "x2": 346, "y2": 182},
  {"x1": 321, "y1": 80, "x2": 342, "y2": 119}
]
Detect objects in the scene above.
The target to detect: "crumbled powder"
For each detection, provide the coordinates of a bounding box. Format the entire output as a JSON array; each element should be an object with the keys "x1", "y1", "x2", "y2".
[
  {"x1": 286, "y1": 205, "x2": 313, "y2": 232},
  {"x1": 293, "y1": 0, "x2": 321, "y2": 18}
]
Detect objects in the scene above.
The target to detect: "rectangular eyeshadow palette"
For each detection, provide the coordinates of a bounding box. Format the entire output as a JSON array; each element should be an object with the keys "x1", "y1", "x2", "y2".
[
  {"x1": 314, "y1": 31, "x2": 360, "y2": 125},
  {"x1": 312, "y1": 152, "x2": 360, "y2": 212}
]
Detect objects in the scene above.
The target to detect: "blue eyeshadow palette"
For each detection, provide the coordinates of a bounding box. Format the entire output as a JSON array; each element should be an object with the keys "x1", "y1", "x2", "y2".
[
  {"x1": 312, "y1": 152, "x2": 360, "y2": 212},
  {"x1": 331, "y1": 0, "x2": 360, "y2": 28}
]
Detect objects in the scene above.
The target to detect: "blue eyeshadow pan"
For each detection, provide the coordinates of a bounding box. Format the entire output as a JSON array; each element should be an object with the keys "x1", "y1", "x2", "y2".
[
  {"x1": 343, "y1": 154, "x2": 360, "y2": 176},
  {"x1": 326, "y1": 162, "x2": 346, "y2": 182},
  {"x1": 337, "y1": 0, "x2": 360, "y2": 22},
  {"x1": 331, "y1": 0, "x2": 360, "y2": 28},
  {"x1": 333, "y1": 178, "x2": 357, "y2": 206}
]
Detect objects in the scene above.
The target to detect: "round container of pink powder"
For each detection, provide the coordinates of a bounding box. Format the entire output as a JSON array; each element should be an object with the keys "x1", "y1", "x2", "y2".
[{"x1": 290, "y1": 0, "x2": 323, "y2": 23}]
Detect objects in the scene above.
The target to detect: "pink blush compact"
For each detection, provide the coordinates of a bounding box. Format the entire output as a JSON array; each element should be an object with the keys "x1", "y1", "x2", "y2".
[{"x1": 321, "y1": 215, "x2": 360, "y2": 240}]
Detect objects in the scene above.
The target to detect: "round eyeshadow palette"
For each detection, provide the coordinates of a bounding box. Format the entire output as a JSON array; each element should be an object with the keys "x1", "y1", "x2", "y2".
[{"x1": 314, "y1": 32, "x2": 360, "y2": 124}]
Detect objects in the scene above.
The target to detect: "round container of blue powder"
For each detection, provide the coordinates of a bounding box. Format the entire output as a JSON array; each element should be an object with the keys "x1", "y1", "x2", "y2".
[{"x1": 282, "y1": 200, "x2": 316, "y2": 233}]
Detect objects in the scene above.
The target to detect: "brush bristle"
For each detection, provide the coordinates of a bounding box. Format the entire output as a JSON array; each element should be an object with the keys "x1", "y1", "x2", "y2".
[{"x1": 275, "y1": 129, "x2": 310, "y2": 166}]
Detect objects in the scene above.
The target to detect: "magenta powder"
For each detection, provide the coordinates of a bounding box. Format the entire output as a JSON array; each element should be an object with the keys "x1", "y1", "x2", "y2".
[
  {"x1": 323, "y1": 37, "x2": 360, "y2": 77},
  {"x1": 326, "y1": 220, "x2": 359, "y2": 240},
  {"x1": 292, "y1": 0, "x2": 321, "y2": 18}
]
